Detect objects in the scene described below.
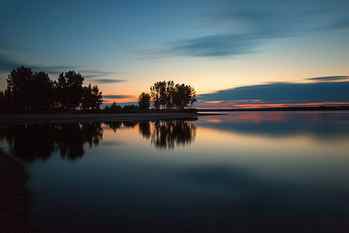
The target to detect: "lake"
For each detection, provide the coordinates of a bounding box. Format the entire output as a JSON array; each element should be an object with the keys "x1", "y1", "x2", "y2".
[{"x1": 1, "y1": 111, "x2": 349, "y2": 233}]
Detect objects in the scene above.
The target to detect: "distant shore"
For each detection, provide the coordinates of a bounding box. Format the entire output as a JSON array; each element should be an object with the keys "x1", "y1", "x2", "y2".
[
  {"x1": 197, "y1": 105, "x2": 349, "y2": 112},
  {"x1": 0, "y1": 112, "x2": 198, "y2": 125}
]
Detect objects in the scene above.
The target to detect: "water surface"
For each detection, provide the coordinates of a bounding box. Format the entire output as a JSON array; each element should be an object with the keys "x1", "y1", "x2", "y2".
[{"x1": 1, "y1": 111, "x2": 349, "y2": 232}]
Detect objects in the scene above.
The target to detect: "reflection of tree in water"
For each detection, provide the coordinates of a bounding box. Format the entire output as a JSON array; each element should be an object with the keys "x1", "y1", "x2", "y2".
[
  {"x1": 139, "y1": 120, "x2": 196, "y2": 149},
  {"x1": 0, "y1": 119, "x2": 197, "y2": 162},
  {"x1": 0, "y1": 125, "x2": 55, "y2": 161},
  {"x1": 139, "y1": 121, "x2": 151, "y2": 139},
  {"x1": 104, "y1": 121, "x2": 138, "y2": 131},
  {"x1": 105, "y1": 121, "x2": 122, "y2": 132},
  {"x1": 106, "y1": 120, "x2": 196, "y2": 149},
  {"x1": 54, "y1": 122, "x2": 103, "y2": 160},
  {"x1": 0, "y1": 122, "x2": 103, "y2": 162},
  {"x1": 122, "y1": 121, "x2": 138, "y2": 128}
]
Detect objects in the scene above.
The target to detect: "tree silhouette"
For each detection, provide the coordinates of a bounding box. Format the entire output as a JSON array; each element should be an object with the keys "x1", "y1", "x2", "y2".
[
  {"x1": 56, "y1": 71, "x2": 84, "y2": 111},
  {"x1": 173, "y1": 83, "x2": 196, "y2": 109},
  {"x1": 150, "y1": 81, "x2": 167, "y2": 110},
  {"x1": 6, "y1": 67, "x2": 55, "y2": 112},
  {"x1": 2, "y1": 67, "x2": 104, "y2": 113},
  {"x1": 30, "y1": 72, "x2": 54, "y2": 112},
  {"x1": 148, "y1": 81, "x2": 196, "y2": 110},
  {"x1": 81, "y1": 84, "x2": 103, "y2": 111},
  {"x1": 6, "y1": 67, "x2": 34, "y2": 112},
  {"x1": 165, "y1": 81, "x2": 176, "y2": 108},
  {"x1": 138, "y1": 92, "x2": 151, "y2": 110}
]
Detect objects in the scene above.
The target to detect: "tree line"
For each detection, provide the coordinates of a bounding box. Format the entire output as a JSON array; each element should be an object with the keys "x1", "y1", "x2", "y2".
[
  {"x1": 138, "y1": 81, "x2": 196, "y2": 111},
  {"x1": 106, "y1": 81, "x2": 196, "y2": 112},
  {"x1": 0, "y1": 66, "x2": 103, "y2": 113},
  {"x1": 0, "y1": 67, "x2": 197, "y2": 113}
]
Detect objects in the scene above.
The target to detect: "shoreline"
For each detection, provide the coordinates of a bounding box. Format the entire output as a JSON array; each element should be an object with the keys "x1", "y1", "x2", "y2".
[
  {"x1": 0, "y1": 112, "x2": 198, "y2": 125},
  {"x1": 197, "y1": 106, "x2": 349, "y2": 112},
  {"x1": 1, "y1": 106, "x2": 348, "y2": 124}
]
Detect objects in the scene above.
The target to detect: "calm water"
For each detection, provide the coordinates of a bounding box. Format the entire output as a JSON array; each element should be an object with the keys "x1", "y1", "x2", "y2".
[{"x1": 1, "y1": 111, "x2": 349, "y2": 232}]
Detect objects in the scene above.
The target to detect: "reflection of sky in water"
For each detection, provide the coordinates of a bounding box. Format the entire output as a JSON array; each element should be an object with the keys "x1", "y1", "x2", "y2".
[
  {"x1": 1, "y1": 112, "x2": 349, "y2": 232},
  {"x1": 197, "y1": 111, "x2": 349, "y2": 140}
]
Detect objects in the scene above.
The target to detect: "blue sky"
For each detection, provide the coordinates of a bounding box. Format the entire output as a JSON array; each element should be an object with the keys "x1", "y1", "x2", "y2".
[{"x1": 1, "y1": 0, "x2": 349, "y2": 104}]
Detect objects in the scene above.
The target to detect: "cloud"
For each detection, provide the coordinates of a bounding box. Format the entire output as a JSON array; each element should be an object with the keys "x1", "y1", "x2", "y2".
[
  {"x1": 0, "y1": 52, "x2": 118, "y2": 81},
  {"x1": 82, "y1": 70, "x2": 116, "y2": 79},
  {"x1": 90, "y1": 79, "x2": 125, "y2": 84},
  {"x1": 0, "y1": 53, "x2": 21, "y2": 71},
  {"x1": 170, "y1": 34, "x2": 259, "y2": 57},
  {"x1": 169, "y1": 0, "x2": 349, "y2": 57},
  {"x1": 0, "y1": 53, "x2": 74, "y2": 76},
  {"x1": 33, "y1": 65, "x2": 75, "y2": 74},
  {"x1": 103, "y1": 95, "x2": 134, "y2": 99},
  {"x1": 307, "y1": 76, "x2": 349, "y2": 82},
  {"x1": 199, "y1": 81, "x2": 349, "y2": 103},
  {"x1": 0, "y1": 51, "x2": 77, "y2": 73}
]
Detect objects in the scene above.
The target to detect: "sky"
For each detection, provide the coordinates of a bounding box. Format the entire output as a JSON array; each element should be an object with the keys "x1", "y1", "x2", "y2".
[{"x1": 1, "y1": 0, "x2": 349, "y2": 105}]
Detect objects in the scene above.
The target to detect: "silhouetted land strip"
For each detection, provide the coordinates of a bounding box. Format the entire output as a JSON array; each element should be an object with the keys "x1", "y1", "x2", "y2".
[
  {"x1": 198, "y1": 105, "x2": 349, "y2": 113},
  {"x1": 0, "y1": 111, "x2": 198, "y2": 125},
  {"x1": 0, "y1": 149, "x2": 30, "y2": 232}
]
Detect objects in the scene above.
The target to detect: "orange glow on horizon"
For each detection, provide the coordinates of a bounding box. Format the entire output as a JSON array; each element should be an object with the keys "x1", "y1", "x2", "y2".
[{"x1": 103, "y1": 97, "x2": 137, "y2": 104}]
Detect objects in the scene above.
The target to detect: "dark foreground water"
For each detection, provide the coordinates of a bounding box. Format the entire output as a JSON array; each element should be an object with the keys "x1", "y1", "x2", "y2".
[{"x1": 1, "y1": 111, "x2": 349, "y2": 233}]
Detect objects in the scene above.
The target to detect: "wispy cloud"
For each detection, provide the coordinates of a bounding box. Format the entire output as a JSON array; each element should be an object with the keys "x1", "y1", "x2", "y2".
[
  {"x1": 0, "y1": 50, "x2": 77, "y2": 74},
  {"x1": 307, "y1": 76, "x2": 349, "y2": 82},
  {"x1": 82, "y1": 70, "x2": 116, "y2": 79},
  {"x1": 0, "y1": 52, "x2": 118, "y2": 81},
  {"x1": 90, "y1": 79, "x2": 125, "y2": 84},
  {"x1": 0, "y1": 52, "x2": 21, "y2": 71},
  {"x1": 34, "y1": 65, "x2": 76, "y2": 74},
  {"x1": 168, "y1": 0, "x2": 349, "y2": 57},
  {"x1": 170, "y1": 34, "x2": 258, "y2": 57}
]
